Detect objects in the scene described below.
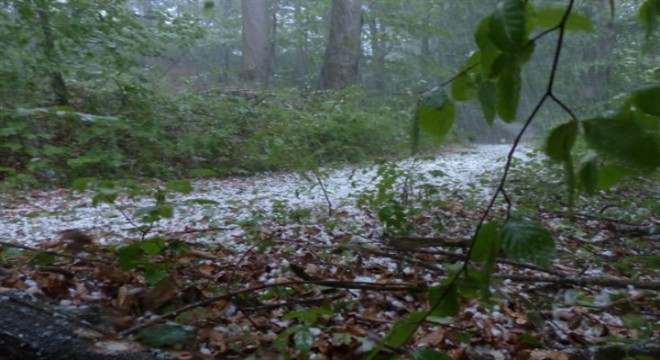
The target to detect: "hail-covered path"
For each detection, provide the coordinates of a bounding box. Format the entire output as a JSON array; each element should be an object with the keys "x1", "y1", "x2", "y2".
[{"x1": 0, "y1": 144, "x2": 536, "y2": 247}]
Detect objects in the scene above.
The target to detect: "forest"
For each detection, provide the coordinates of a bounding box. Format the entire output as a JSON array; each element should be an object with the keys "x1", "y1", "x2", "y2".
[{"x1": 0, "y1": 0, "x2": 658, "y2": 359}]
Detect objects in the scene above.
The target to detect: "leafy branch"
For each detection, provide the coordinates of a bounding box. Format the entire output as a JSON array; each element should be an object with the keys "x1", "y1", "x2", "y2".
[{"x1": 377, "y1": 0, "x2": 659, "y2": 355}]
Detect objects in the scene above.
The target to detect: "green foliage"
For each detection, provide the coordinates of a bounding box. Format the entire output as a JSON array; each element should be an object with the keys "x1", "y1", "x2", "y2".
[
  {"x1": 0, "y1": 0, "x2": 203, "y2": 107},
  {"x1": 413, "y1": 350, "x2": 452, "y2": 360},
  {"x1": 137, "y1": 324, "x2": 194, "y2": 349},
  {"x1": 583, "y1": 117, "x2": 658, "y2": 169},
  {"x1": 631, "y1": 86, "x2": 660, "y2": 116},
  {"x1": 471, "y1": 222, "x2": 502, "y2": 263},
  {"x1": 531, "y1": 7, "x2": 594, "y2": 31},
  {"x1": 639, "y1": 0, "x2": 660, "y2": 38},
  {"x1": 274, "y1": 306, "x2": 333, "y2": 357},
  {"x1": 1, "y1": 88, "x2": 407, "y2": 189},
  {"x1": 469, "y1": 221, "x2": 502, "y2": 296},
  {"x1": 545, "y1": 121, "x2": 578, "y2": 162},
  {"x1": 495, "y1": 64, "x2": 522, "y2": 122},
  {"x1": 356, "y1": 161, "x2": 421, "y2": 234},
  {"x1": 382, "y1": 0, "x2": 658, "y2": 351},
  {"x1": 414, "y1": 88, "x2": 456, "y2": 146},
  {"x1": 383, "y1": 311, "x2": 426, "y2": 347},
  {"x1": 428, "y1": 283, "x2": 460, "y2": 317},
  {"x1": 500, "y1": 220, "x2": 556, "y2": 268},
  {"x1": 115, "y1": 237, "x2": 177, "y2": 286},
  {"x1": 29, "y1": 251, "x2": 56, "y2": 266},
  {"x1": 489, "y1": 0, "x2": 527, "y2": 53}
]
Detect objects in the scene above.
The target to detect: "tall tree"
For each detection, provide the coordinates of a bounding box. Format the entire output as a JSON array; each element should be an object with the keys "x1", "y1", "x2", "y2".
[
  {"x1": 241, "y1": 0, "x2": 272, "y2": 89},
  {"x1": 320, "y1": 0, "x2": 363, "y2": 90},
  {"x1": 35, "y1": 0, "x2": 69, "y2": 106}
]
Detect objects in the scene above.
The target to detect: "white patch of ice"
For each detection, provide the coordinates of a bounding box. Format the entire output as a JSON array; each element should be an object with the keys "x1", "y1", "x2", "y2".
[{"x1": 0, "y1": 145, "x2": 530, "y2": 248}]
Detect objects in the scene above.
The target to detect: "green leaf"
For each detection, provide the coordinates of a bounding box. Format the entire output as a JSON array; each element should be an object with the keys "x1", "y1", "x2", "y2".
[
  {"x1": 137, "y1": 324, "x2": 194, "y2": 348},
  {"x1": 451, "y1": 71, "x2": 478, "y2": 101},
  {"x1": 274, "y1": 325, "x2": 303, "y2": 350},
  {"x1": 478, "y1": 80, "x2": 497, "y2": 124},
  {"x1": 545, "y1": 121, "x2": 578, "y2": 162},
  {"x1": 92, "y1": 192, "x2": 118, "y2": 206},
  {"x1": 471, "y1": 221, "x2": 501, "y2": 263},
  {"x1": 166, "y1": 180, "x2": 193, "y2": 194},
  {"x1": 475, "y1": 18, "x2": 501, "y2": 78},
  {"x1": 490, "y1": 53, "x2": 516, "y2": 78},
  {"x1": 622, "y1": 314, "x2": 649, "y2": 329},
  {"x1": 577, "y1": 156, "x2": 598, "y2": 195},
  {"x1": 134, "y1": 205, "x2": 174, "y2": 223},
  {"x1": 30, "y1": 252, "x2": 55, "y2": 266},
  {"x1": 517, "y1": 40, "x2": 535, "y2": 64},
  {"x1": 489, "y1": 0, "x2": 527, "y2": 53},
  {"x1": 596, "y1": 165, "x2": 629, "y2": 189},
  {"x1": 383, "y1": 311, "x2": 426, "y2": 347},
  {"x1": 293, "y1": 328, "x2": 314, "y2": 354},
  {"x1": 500, "y1": 220, "x2": 555, "y2": 268},
  {"x1": 532, "y1": 8, "x2": 593, "y2": 31},
  {"x1": 583, "y1": 117, "x2": 659, "y2": 170},
  {"x1": 469, "y1": 222, "x2": 501, "y2": 300},
  {"x1": 451, "y1": 54, "x2": 480, "y2": 101},
  {"x1": 458, "y1": 270, "x2": 489, "y2": 299},
  {"x1": 428, "y1": 283, "x2": 460, "y2": 317},
  {"x1": 92, "y1": 181, "x2": 121, "y2": 205},
  {"x1": 639, "y1": 0, "x2": 660, "y2": 38},
  {"x1": 284, "y1": 307, "x2": 332, "y2": 325},
  {"x1": 414, "y1": 350, "x2": 452, "y2": 360},
  {"x1": 138, "y1": 238, "x2": 166, "y2": 255},
  {"x1": 521, "y1": 332, "x2": 543, "y2": 347},
  {"x1": 117, "y1": 244, "x2": 143, "y2": 271},
  {"x1": 72, "y1": 177, "x2": 96, "y2": 192},
  {"x1": 144, "y1": 264, "x2": 169, "y2": 287},
  {"x1": 632, "y1": 86, "x2": 660, "y2": 116},
  {"x1": 496, "y1": 65, "x2": 521, "y2": 122},
  {"x1": 417, "y1": 90, "x2": 455, "y2": 138}
]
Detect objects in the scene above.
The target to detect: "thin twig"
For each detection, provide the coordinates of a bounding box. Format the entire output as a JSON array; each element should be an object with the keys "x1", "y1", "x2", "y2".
[
  {"x1": 242, "y1": 293, "x2": 343, "y2": 312},
  {"x1": 494, "y1": 274, "x2": 660, "y2": 291},
  {"x1": 438, "y1": 63, "x2": 478, "y2": 88},
  {"x1": 315, "y1": 172, "x2": 333, "y2": 216}
]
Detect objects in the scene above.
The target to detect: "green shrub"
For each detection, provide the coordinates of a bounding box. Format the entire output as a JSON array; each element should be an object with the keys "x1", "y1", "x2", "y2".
[{"x1": 0, "y1": 88, "x2": 411, "y2": 189}]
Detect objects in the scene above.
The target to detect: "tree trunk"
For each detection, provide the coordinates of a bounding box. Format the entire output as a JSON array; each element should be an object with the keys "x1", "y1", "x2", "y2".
[
  {"x1": 291, "y1": 0, "x2": 312, "y2": 87},
  {"x1": 35, "y1": 0, "x2": 69, "y2": 106},
  {"x1": 240, "y1": 0, "x2": 272, "y2": 89},
  {"x1": 320, "y1": 0, "x2": 363, "y2": 90},
  {"x1": 0, "y1": 292, "x2": 171, "y2": 360},
  {"x1": 366, "y1": 15, "x2": 386, "y2": 91}
]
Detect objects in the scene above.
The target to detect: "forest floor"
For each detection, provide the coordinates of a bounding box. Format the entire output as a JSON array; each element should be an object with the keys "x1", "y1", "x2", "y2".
[{"x1": 0, "y1": 144, "x2": 658, "y2": 359}]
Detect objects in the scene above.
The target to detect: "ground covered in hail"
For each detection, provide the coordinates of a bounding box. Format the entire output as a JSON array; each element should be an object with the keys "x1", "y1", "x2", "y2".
[{"x1": 0, "y1": 144, "x2": 658, "y2": 359}]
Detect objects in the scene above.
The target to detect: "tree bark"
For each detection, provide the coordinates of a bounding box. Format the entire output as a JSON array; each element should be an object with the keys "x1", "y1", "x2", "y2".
[
  {"x1": 320, "y1": 0, "x2": 363, "y2": 90},
  {"x1": 35, "y1": 0, "x2": 69, "y2": 106},
  {"x1": 366, "y1": 15, "x2": 386, "y2": 91},
  {"x1": 0, "y1": 292, "x2": 171, "y2": 360},
  {"x1": 240, "y1": 0, "x2": 272, "y2": 89}
]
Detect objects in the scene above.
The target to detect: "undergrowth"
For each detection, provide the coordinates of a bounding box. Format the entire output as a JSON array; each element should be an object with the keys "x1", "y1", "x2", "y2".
[{"x1": 0, "y1": 87, "x2": 413, "y2": 190}]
